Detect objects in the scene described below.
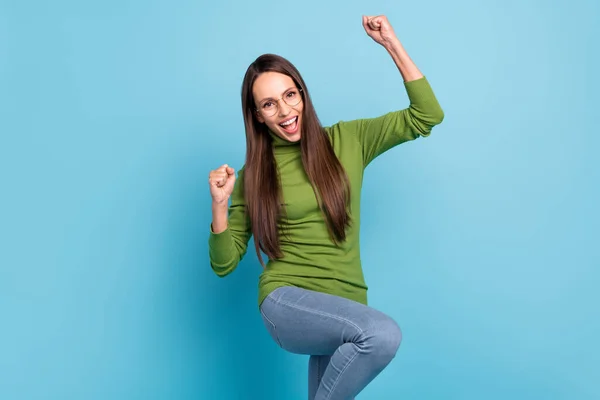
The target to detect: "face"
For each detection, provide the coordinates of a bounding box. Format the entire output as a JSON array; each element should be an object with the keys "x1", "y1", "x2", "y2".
[{"x1": 253, "y1": 72, "x2": 304, "y2": 142}]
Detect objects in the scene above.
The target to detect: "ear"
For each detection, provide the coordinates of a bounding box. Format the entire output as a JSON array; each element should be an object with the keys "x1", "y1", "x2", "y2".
[{"x1": 255, "y1": 110, "x2": 264, "y2": 123}]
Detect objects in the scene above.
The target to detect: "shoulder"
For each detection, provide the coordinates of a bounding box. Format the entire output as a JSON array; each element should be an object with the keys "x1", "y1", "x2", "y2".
[
  {"x1": 237, "y1": 164, "x2": 246, "y2": 178},
  {"x1": 324, "y1": 118, "x2": 363, "y2": 145},
  {"x1": 324, "y1": 117, "x2": 363, "y2": 136},
  {"x1": 237, "y1": 165, "x2": 248, "y2": 189},
  {"x1": 231, "y1": 164, "x2": 247, "y2": 196}
]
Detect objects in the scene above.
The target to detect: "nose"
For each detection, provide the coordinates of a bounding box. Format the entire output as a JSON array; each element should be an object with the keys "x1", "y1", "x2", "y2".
[{"x1": 277, "y1": 99, "x2": 292, "y2": 116}]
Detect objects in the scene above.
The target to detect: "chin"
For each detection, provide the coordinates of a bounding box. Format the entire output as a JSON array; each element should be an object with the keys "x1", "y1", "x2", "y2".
[
  {"x1": 284, "y1": 132, "x2": 302, "y2": 142},
  {"x1": 274, "y1": 117, "x2": 302, "y2": 142}
]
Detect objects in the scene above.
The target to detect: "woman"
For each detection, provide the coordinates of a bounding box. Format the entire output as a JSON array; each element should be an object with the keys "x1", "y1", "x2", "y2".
[{"x1": 208, "y1": 15, "x2": 444, "y2": 400}]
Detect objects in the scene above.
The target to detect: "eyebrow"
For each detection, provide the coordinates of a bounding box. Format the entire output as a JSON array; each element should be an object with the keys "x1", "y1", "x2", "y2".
[{"x1": 257, "y1": 87, "x2": 296, "y2": 104}]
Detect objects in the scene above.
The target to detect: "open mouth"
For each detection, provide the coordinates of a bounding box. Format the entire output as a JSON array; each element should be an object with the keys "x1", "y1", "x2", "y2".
[{"x1": 279, "y1": 116, "x2": 299, "y2": 134}]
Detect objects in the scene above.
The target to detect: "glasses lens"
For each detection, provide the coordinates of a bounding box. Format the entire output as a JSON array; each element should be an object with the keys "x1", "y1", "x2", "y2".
[
  {"x1": 258, "y1": 88, "x2": 302, "y2": 117},
  {"x1": 260, "y1": 102, "x2": 277, "y2": 117},
  {"x1": 283, "y1": 89, "x2": 302, "y2": 107}
]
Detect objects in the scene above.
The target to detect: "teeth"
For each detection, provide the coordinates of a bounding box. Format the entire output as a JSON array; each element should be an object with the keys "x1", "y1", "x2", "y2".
[{"x1": 280, "y1": 117, "x2": 296, "y2": 127}]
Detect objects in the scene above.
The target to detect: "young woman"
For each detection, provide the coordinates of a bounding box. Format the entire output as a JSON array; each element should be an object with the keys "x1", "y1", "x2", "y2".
[{"x1": 208, "y1": 15, "x2": 444, "y2": 400}]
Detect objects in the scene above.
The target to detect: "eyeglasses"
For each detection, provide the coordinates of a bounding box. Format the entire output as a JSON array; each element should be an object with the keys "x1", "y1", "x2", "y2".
[{"x1": 255, "y1": 88, "x2": 303, "y2": 117}]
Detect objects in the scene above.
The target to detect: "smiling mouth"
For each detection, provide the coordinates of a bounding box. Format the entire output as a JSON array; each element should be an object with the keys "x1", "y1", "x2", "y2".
[{"x1": 279, "y1": 116, "x2": 299, "y2": 133}]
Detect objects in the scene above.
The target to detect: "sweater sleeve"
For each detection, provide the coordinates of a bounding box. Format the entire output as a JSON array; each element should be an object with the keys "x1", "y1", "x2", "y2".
[
  {"x1": 343, "y1": 76, "x2": 444, "y2": 167},
  {"x1": 208, "y1": 167, "x2": 252, "y2": 277}
]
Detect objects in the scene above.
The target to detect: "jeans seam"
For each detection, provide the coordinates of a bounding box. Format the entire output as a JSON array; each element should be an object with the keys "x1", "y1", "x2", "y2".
[
  {"x1": 269, "y1": 295, "x2": 365, "y2": 336},
  {"x1": 260, "y1": 307, "x2": 282, "y2": 347},
  {"x1": 325, "y1": 348, "x2": 360, "y2": 400}
]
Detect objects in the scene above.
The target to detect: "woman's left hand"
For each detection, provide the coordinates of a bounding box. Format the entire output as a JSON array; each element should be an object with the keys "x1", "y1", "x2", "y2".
[{"x1": 362, "y1": 15, "x2": 398, "y2": 47}]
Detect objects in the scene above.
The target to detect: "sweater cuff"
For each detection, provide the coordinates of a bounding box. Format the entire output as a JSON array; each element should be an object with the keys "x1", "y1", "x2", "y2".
[{"x1": 208, "y1": 224, "x2": 236, "y2": 265}]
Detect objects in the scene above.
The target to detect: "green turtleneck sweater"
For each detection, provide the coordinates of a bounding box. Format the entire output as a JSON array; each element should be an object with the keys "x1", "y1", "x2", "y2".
[{"x1": 209, "y1": 76, "x2": 443, "y2": 307}]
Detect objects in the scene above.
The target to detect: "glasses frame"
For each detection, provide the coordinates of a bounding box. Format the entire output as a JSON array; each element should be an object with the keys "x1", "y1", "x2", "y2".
[{"x1": 255, "y1": 87, "x2": 303, "y2": 117}]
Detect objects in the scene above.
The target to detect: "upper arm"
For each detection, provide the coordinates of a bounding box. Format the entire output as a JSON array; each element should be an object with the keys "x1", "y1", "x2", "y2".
[
  {"x1": 345, "y1": 77, "x2": 445, "y2": 166},
  {"x1": 352, "y1": 109, "x2": 423, "y2": 167}
]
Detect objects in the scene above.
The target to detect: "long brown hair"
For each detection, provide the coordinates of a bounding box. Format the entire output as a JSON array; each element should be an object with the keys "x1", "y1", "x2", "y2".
[{"x1": 241, "y1": 53, "x2": 351, "y2": 267}]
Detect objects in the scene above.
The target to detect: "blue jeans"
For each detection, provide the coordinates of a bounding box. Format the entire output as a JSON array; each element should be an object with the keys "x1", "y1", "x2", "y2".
[{"x1": 259, "y1": 286, "x2": 402, "y2": 400}]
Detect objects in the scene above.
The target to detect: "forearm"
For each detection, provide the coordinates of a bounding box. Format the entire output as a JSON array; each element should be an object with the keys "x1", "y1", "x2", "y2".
[
  {"x1": 211, "y1": 202, "x2": 229, "y2": 233},
  {"x1": 383, "y1": 38, "x2": 423, "y2": 82},
  {"x1": 209, "y1": 201, "x2": 250, "y2": 277}
]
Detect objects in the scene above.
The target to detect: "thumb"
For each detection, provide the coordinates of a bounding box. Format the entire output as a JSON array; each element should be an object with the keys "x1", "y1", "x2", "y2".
[
  {"x1": 362, "y1": 15, "x2": 371, "y2": 31},
  {"x1": 218, "y1": 163, "x2": 229, "y2": 173},
  {"x1": 226, "y1": 166, "x2": 235, "y2": 175}
]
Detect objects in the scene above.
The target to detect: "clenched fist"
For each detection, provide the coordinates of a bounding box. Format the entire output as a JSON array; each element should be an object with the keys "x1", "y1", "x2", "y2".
[
  {"x1": 209, "y1": 164, "x2": 236, "y2": 205},
  {"x1": 362, "y1": 15, "x2": 398, "y2": 47}
]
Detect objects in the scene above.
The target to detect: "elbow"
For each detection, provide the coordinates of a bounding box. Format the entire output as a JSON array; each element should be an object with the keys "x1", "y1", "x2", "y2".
[
  {"x1": 408, "y1": 106, "x2": 445, "y2": 136},
  {"x1": 431, "y1": 107, "x2": 444, "y2": 126},
  {"x1": 420, "y1": 105, "x2": 444, "y2": 127},
  {"x1": 212, "y1": 267, "x2": 232, "y2": 278},
  {"x1": 210, "y1": 259, "x2": 239, "y2": 278},
  {"x1": 213, "y1": 269, "x2": 231, "y2": 278},
  {"x1": 430, "y1": 107, "x2": 445, "y2": 126},
  {"x1": 423, "y1": 108, "x2": 445, "y2": 135}
]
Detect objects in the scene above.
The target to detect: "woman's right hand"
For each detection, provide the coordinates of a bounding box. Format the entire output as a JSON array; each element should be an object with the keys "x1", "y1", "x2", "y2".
[{"x1": 209, "y1": 164, "x2": 236, "y2": 205}]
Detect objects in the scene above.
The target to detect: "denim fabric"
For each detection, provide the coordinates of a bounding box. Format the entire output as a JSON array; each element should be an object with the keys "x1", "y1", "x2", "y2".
[{"x1": 260, "y1": 286, "x2": 402, "y2": 400}]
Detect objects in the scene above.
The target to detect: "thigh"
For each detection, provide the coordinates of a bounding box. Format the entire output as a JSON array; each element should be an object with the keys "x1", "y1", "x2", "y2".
[{"x1": 259, "y1": 286, "x2": 398, "y2": 356}]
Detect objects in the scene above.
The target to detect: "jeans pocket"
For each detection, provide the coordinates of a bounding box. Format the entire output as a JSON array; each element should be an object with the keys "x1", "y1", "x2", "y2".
[{"x1": 260, "y1": 306, "x2": 283, "y2": 348}]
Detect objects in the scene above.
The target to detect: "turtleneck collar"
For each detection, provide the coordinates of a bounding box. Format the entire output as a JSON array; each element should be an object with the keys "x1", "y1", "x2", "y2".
[{"x1": 268, "y1": 129, "x2": 301, "y2": 154}]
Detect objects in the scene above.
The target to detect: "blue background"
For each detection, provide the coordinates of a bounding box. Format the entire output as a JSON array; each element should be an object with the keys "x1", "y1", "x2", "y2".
[{"x1": 1, "y1": 0, "x2": 598, "y2": 399}]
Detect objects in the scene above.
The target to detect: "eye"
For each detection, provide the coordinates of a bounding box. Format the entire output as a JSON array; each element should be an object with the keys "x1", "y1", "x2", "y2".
[
  {"x1": 286, "y1": 90, "x2": 298, "y2": 99},
  {"x1": 262, "y1": 101, "x2": 274, "y2": 109}
]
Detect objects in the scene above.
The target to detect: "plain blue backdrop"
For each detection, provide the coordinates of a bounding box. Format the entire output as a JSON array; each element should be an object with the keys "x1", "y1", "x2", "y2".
[{"x1": 1, "y1": 0, "x2": 598, "y2": 399}]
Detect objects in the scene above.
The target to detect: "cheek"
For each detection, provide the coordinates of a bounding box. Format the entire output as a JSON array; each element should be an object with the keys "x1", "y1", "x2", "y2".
[{"x1": 265, "y1": 118, "x2": 280, "y2": 130}]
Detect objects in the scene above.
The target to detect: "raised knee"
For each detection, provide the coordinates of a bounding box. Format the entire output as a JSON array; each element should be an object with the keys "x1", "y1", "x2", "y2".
[{"x1": 369, "y1": 319, "x2": 402, "y2": 361}]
